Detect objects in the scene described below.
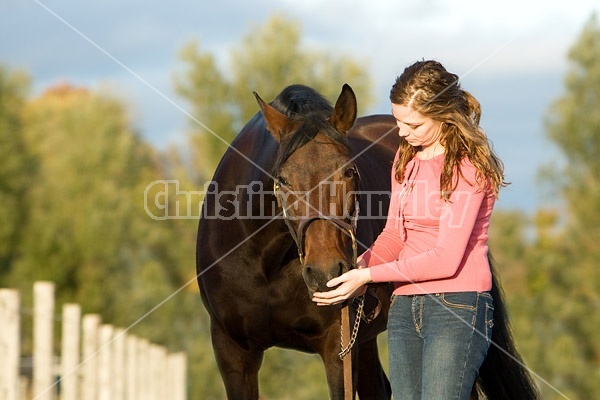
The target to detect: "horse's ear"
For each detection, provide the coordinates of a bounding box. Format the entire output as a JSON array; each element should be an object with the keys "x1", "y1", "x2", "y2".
[
  {"x1": 330, "y1": 84, "x2": 357, "y2": 134},
  {"x1": 254, "y1": 92, "x2": 293, "y2": 143}
]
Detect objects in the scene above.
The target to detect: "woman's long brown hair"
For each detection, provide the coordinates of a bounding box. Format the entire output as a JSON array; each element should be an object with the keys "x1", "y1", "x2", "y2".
[{"x1": 390, "y1": 60, "x2": 507, "y2": 200}]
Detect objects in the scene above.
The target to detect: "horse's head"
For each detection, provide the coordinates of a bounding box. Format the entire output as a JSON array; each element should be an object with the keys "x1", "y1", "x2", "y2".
[{"x1": 255, "y1": 84, "x2": 359, "y2": 296}]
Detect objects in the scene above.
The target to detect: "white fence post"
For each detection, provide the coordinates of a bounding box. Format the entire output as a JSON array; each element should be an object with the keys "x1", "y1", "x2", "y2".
[
  {"x1": 137, "y1": 339, "x2": 151, "y2": 400},
  {"x1": 97, "y1": 324, "x2": 114, "y2": 400},
  {"x1": 153, "y1": 345, "x2": 168, "y2": 400},
  {"x1": 60, "y1": 303, "x2": 81, "y2": 400},
  {"x1": 126, "y1": 335, "x2": 138, "y2": 400},
  {"x1": 168, "y1": 352, "x2": 187, "y2": 400},
  {"x1": 0, "y1": 289, "x2": 20, "y2": 400},
  {"x1": 82, "y1": 314, "x2": 101, "y2": 400},
  {"x1": 112, "y1": 328, "x2": 125, "y2": 400},
  {"x1": 33, "y1": 281, "x2": 55, "y2": 400},
  {"x1": 0, "y1": 283, "x2": 188, "y2": 400}
]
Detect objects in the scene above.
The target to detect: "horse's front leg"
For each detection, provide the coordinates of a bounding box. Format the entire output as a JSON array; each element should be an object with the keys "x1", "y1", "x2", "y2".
[
  {"x1": 319, "y1": 325, "x2": 350, "y2": 400},
  {"x1": 210, "y1": 319, "x2": 264, "y2": 400}
]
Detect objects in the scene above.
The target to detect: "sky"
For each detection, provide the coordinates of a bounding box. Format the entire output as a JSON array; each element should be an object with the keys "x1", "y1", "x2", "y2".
[{"x1": 1, "y1": 0, "x2": 598, "y2": 213}]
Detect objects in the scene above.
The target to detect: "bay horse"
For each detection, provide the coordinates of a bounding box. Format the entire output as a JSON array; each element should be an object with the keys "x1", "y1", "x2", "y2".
[{"x1": 196, "y1": 84, "x2": 540, "y2": 399}]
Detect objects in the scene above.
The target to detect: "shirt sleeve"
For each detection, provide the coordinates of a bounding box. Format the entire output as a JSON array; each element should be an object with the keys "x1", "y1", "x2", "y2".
[{"x1": 369, "y1": 164, "x2": 487, "y2": 283}]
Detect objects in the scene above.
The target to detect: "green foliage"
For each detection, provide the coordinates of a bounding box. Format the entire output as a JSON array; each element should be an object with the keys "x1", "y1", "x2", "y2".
[
  {"x1": 174, "y1": 40, "x2": 235, "y2": 179},
  {"x1": 11, "y1": 85, "x2": 154, "y2": 313},
  {"x1": 0, "y1": 79, "x2": 217, "y2": 396},
  {"x1": 260, "y1": 348, "x2": 329, "y2": 399},
  {"x1": 545, "y1": 13, "x2": 600, "y2": 256},
  {"x1": 0, "y1": 67, "x2": 34, "y2": 280},
  {"x1": 543, "y1": 15, "x2": 600, "y2": 396},
  {"x1": 489, "y1": 13, "x2": 600, "y2": 400},
  {"x1": 174, "y1": 14, "x2": 372, "y2": 181}
]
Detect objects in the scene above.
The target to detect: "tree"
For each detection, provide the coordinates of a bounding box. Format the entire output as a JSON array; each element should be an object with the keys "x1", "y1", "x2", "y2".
[
  {"x1": 488, "y1": 210, "x2": 529, "y2": 295},
  {"x1": 11, "y1": 84, "x2": 150, "y2": 312},
  {"x1": 7, "y1": 83, "x2": 200, "y2": 341},
  {"x1": 527, "y1": 13, "x2": 600, "y2": 399},
  {"x1": 546, "y1": 13, "x2": 600, "y2": 256},
  {"x1": 0, "y1": 67, "x2": 34, "y2": 282},
  {"x1": 174, "y1": 14, "x2": 373, "y2": 180},
  {"x1": 483, "y1": 15, "x2": 600, "y2": 399}
]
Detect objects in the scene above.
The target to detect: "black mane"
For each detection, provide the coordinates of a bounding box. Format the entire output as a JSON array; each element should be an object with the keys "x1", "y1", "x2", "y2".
[{"x1": 271, "y1": 85, "x2": 349, "y2": 174}]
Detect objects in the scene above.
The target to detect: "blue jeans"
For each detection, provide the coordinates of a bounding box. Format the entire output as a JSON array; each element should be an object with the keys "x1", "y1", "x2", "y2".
[{"x1": 387, "y1": 292, "x2": 493, "y2": 400}]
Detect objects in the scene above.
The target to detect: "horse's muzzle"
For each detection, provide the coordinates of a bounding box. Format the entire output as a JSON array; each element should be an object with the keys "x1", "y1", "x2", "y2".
[{"x1": 302, "y1": 260, "x2": 349, "y2": 296}]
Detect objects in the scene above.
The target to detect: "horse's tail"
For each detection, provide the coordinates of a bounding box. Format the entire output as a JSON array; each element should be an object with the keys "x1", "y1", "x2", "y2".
[{"x1": 476, "y1": 260, "x2": 541, "y2": 400}]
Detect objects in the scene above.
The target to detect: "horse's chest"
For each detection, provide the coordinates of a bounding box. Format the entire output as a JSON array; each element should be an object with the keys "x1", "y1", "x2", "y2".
[{"x1": 221, "y1": 290, "x2": 334, "y2": 351}]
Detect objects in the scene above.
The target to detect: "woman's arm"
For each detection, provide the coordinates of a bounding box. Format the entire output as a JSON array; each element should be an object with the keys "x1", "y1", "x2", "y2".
[{"x1": 369, "y1": 165, "x2": 488, "y2": 283}]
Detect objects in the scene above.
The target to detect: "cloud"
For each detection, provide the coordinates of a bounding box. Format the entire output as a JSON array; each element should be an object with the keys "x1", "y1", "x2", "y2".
[{"x1": 275, "y1": 0, "x2": 597, "y2": 76}]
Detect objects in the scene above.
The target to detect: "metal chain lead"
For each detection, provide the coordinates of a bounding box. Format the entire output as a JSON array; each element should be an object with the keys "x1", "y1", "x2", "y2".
[{"x1": 339, "y1": 294, "x2": 365, "y2": 359}]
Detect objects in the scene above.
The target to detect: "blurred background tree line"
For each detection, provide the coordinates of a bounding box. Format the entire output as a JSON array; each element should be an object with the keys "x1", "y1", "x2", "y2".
[{"x1": 0, "y1": 12, "x2": 598, "y2": 399}]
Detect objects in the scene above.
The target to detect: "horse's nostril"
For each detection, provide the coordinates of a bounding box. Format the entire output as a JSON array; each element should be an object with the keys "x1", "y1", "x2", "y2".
[
  {"x1": 338, "y1": 262, "x2": 346, "y2": 276},
  {"x1": 303, "y1": 265, "x2": 318, "y2": 284}
]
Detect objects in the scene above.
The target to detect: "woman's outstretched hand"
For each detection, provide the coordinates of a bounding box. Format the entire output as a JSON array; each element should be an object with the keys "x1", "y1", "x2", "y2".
[{"x1": 312, "y1": 268, "x2": 372, "y2": 306}]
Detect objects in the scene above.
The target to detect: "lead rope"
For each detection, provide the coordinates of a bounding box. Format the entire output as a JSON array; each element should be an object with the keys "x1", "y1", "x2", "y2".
[
  {"x1": 341, "y1": 194, "x2": 363, "y2": 399},
  {"x1": 339, "y1": 295, "x2": 364, "y2": 359},
  {"x1": 340, "y1": 296, "x2": 364, "y2": 400},
  {"x1": 341, "y1": 306, "x2": 353, "y2": 400}
]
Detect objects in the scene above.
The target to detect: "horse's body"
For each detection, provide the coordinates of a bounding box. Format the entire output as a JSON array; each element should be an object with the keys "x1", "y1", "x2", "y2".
[{"x1": 196, "y1": 84, "x2": 540, "y2": 399}]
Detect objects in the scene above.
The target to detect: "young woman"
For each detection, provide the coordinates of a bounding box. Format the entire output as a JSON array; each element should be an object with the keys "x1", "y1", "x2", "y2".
[{"x1": 312, "y1": 60, "x2": 507, "y2": 400}]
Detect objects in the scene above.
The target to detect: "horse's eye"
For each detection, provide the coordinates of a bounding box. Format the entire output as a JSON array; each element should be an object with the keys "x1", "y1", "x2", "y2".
[
  {"x1": 276, "y1": 176, "x2": 289, "y2": 187},
  {"x1": 344, "y1": 167, "x2": 356, "y2": 179}
]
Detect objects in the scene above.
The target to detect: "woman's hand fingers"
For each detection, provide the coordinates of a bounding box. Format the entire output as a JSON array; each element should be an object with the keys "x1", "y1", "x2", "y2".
[
  {"x1": 325, "y1": 275, "x2": 344, "y2": 288},
  {"x1": 312, "y1": 269, "x2": 371, "y2": 306}
]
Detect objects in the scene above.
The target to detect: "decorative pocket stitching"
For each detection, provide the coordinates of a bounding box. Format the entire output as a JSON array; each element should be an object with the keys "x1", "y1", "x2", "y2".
[{"x1": 440, "y1": 293, "x2": 476, "y2": 311}]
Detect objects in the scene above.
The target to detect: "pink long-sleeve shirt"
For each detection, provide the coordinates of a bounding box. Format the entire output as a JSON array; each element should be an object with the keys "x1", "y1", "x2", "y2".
[{"x1": 362, "y1": 151, "x2": 494, "y2": 295}]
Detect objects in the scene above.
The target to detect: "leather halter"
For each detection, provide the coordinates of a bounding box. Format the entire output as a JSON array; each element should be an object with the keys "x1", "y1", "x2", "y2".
[
  {"x1": 273, "y1": 176, "x2": 360, "y2": 267},
  {"x1": 274, "y1": 173, "x2": 380, "y2": 387}
]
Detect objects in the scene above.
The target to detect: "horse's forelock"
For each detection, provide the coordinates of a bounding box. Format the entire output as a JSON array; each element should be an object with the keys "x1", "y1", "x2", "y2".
[
  {"x1": 271, "y1": 84, "x2": 333, "y2": 118},
  {"x1": 272, "y1": 115, "x2": 348, "y2": 176}
]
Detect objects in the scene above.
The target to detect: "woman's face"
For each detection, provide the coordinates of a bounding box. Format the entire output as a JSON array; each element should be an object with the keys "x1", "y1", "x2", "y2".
[{"x1": 391, "y1": 103, "x2": 442, "y2": 149}]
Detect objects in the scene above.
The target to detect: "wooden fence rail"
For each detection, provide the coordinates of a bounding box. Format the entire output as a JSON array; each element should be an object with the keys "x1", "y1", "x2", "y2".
[{"x1": 0, "y1": 281, "x2": 187, "y2": 400}]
